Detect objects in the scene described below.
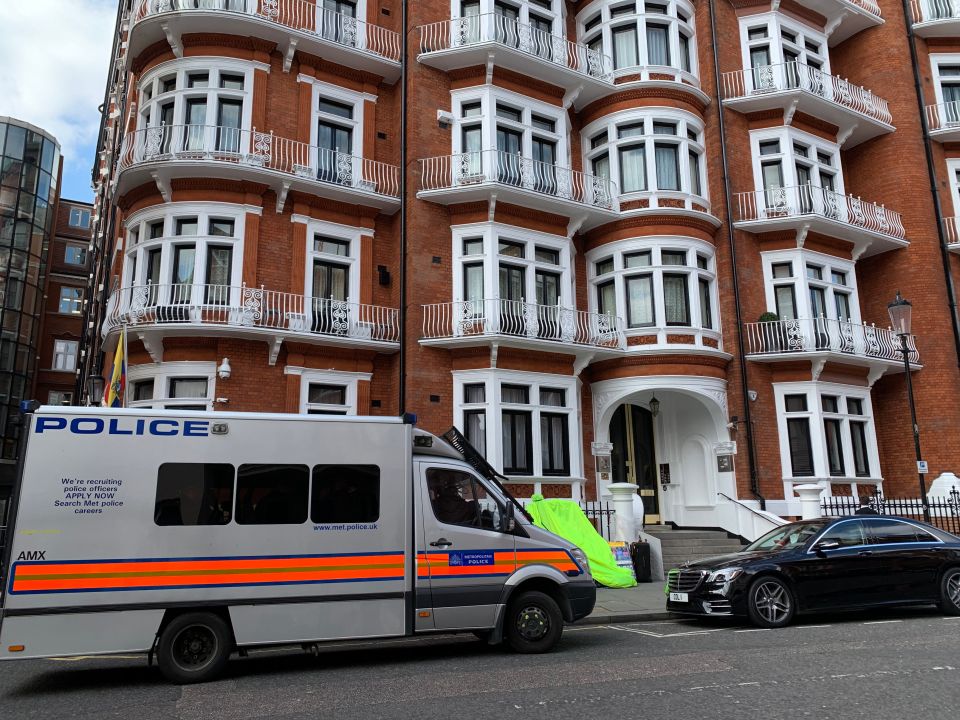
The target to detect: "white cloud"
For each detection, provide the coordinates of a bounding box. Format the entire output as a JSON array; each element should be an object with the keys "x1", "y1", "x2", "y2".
[{"x1": 0, "y1": 0, "x2": 117, "y2": 187}]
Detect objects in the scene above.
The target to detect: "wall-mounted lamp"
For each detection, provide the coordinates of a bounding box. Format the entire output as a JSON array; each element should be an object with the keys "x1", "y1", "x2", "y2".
[
  {"x1": 217, "y1": 358, "x2": 232, "y2": 380},
  {"x1": 86, "y1": 375, "x2": 105, "y2": 406},
  {"x1": 649, "y1": 395, "x2": 660, "y2": 418}
]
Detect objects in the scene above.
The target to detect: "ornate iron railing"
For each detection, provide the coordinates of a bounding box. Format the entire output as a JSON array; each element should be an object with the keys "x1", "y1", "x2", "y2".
[
  {"x1": 131, "y1": 0, "x2": 401, "y2": 63},
  {"x1": 419, "y1": 150, "x2": 617, "y2": 210},
  {"x1": 734, "y1": 184, "x2": 905, "y2": 240},
  {"x1": 925, "y1": 100, "x2": 960, "y2": 132},
  {"x1": 721, "y1": 61, "x2": 892, "y2": 125},
  {"x1": 421, "y1": 298, "x2": 626, "y2": 349},
  {"x1": 104, "y1": 283, "x2": 400, "y2": 344},
  {"x1": 743, "y1": 317, "x2": 919, "y2": 363},
  {"x1": 118, "y1": 125, "x2": 400, "y2": 199},
  {"x1": 911, "y1": 0, "x2": 960, "y2": 23},
  {"x1": 417, "y1": 13, "x2": 613, "y2": 82}
]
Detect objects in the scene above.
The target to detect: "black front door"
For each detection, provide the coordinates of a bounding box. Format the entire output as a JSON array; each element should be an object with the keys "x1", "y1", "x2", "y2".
[{"x1": 610, "y1": 404, "x2": 658, "y2": 522}]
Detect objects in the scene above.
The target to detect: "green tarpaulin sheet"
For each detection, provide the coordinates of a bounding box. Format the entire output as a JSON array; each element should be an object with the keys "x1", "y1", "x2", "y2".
[{"x1": 526, "y1": 495, "x2": 636, "y2": 589}]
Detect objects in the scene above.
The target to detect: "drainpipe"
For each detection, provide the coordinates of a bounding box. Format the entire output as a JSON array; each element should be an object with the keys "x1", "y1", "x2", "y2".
[
  {"x1": 398, "y1": 0, "x2": 408, "y2": 415},
  {"x1": 708, "y1": 0, "x2": 765, "y2": 509},
  {"x1": 900, "y1": 0, "x2": 960, "y2": 368}
]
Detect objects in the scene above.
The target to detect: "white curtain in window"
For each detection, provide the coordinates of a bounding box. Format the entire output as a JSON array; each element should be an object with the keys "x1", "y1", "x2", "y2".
[
  {"x1": 465, "y1": 411, "x2": 486, "y2": 455},
  {"x1": 655, "y1": 143, "x2": 679, "y2": 191},
  {"x1": 646, "y1": 24, "x2": 669, "y2": 66},
  {"x1": 619, "y1": 145, "x2": 646, "y2": 193},
  {"x1": 663, "y1": 275, "x2": 689, "y2": 325},
  {"x1": 613, "y1": 26, "x2": 638, "y2": 69},
  {"x1": 626, "y1": 275, "x2": 654, "y2": 326}
]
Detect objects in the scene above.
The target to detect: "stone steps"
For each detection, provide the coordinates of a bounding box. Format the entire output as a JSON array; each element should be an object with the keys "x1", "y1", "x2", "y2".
[{"x1": 646, "y1": 525, "x2": 747, "y2": 571}]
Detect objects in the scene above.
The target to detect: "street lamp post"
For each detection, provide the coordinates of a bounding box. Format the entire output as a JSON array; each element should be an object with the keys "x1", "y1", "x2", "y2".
[{"x1": 887, "y1": 292, "x2": 930, "y2": 522}]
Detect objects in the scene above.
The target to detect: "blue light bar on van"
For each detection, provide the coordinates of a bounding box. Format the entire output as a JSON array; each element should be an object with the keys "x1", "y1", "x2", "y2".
[{"x1": 402, "y1": 413, "x2": 417, "y2": 425}]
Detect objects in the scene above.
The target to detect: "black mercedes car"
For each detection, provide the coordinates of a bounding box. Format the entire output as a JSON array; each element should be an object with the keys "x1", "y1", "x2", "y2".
[{"x1": 665, "y1": 516, "x2": 960, "y2": 627}]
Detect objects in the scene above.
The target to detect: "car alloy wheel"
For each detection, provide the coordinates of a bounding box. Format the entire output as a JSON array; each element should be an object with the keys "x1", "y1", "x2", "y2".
[
  {"x1": 749, "y1": 578, "x2": 795, "y2": 628},
  {"x1": 942, "y1": 568, "x2": 960, "y2": 616}
]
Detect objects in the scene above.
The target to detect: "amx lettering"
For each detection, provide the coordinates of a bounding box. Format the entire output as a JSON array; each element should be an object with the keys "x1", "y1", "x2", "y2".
[{"x1": 36, "y1": 417, "x2": 210, "y2": 437}]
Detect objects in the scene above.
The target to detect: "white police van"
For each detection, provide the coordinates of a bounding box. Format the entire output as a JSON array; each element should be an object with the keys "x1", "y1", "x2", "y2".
[{"x1": 0, "y1": 407, "x2": 594, "y2": 683}]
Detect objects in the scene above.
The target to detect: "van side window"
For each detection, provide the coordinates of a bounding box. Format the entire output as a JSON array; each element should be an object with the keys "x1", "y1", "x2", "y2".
[
  {"x1": 235, "y1": 464, "x2": 309, "y2": 525},
  {"x1": 310, "y1": 465, "x2": 380, "y2": 523},
  {"x1": 155, "y1": 463, "x2": 234, "y2": 526},
  {"x1": 426, "y1": 468, "x2": 502, "y2": 530}
]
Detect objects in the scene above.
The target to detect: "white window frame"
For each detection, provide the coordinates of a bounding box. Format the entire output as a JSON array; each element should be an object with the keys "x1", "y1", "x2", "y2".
[
  {"x1": 68, "y1": 207, "x2": 91, "y2": 229},
  {"x1": 774, "y1": 382, "x2": 882, "y2": 493},
  {"x1": 452, "y1": 369, "x2": 583, "y2": 489},
  {"x1": 738, "y1": 12, "x2": 829, "y2": 87},
  {"x1": 58, "y1": 286, "x2": 84, "y2": 315},
  {"x1": 930, "y1": 54, "x2": 960, "y2": 108},
  {"x1": 52, "y1": 340, "x2": 79, "y2": 372},
  {"x1": 288, "y1": 368, "x2": 368, "y2": 415},
  {"x1": 301, "y1": 78, "x2": 370, "y2": 160},
  {"x1": 122, "y1": 202, "x2": 252, "y2": 302},
  {"x1": 947, "y1": 158, "x2": 960, "y2": 218},
  {"x1": 582, "y1": 107, "x2": 707, "y2": 206},
  {"x1": 451, "y1": 86, "x2": 569, "y2": 168},
  {"x1": 452, "y1": 0, "x2": 565, "y2": 37},
  {"x1": 750, "y1": 127, "x2": 843, "y2": 193},
  {"x1": 64, "y1": 243, "x2": 88, "y2": 266},
  {"x1": 586, "y1": 236, "x2": 719, "y2": 345},
  {"x1": 293, "y1": 216, "x2": 364, "y2": 307},
  {"x1": 128, "y1": 362, "x2": 216, "y2": 410},
  {"x1": 47, "y1": 390, "x2": 74, "y2": 406},
  {"x1": 136, "y1": 57, "x2": 261, "y2": 136},
  {"x1": 577, "y1": 0, "x2": 699, "y2": 82},
  {"x1": 451, "y1": 223, "x2": 573, "y2": 308},
  {"x1": 761, "y1": 248, "x2": 861, "y2": 323}
]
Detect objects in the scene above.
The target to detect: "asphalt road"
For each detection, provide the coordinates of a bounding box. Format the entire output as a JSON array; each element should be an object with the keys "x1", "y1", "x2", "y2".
[{"x1": 1, "y1": 608, "x2": 958, "y2": 720}]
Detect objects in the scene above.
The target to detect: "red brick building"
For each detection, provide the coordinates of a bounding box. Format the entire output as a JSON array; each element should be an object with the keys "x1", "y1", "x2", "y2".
[
  {"x1": 83, "y1": 0, "x2": 960, "y2": 538},
  {"x1": 33, "y1": 200, "x2": 92, "y2": 409}
]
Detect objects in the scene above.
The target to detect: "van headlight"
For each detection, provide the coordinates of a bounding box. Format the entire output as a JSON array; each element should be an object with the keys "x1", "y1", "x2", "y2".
[
  {"x1": 707, "y1": 567, "x2": 743, "y2": 584},
  {"x1": 570, "y1": 548, "x2": 590, "y2": 576}
]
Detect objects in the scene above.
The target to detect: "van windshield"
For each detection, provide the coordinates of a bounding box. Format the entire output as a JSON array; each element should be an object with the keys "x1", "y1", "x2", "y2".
[{"x1": 745, "y1": 521, "x2": 827, "y2": 552}]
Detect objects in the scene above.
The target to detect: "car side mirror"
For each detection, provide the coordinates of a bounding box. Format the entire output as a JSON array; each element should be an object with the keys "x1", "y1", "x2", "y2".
[
  {"x1": 500, "y1": 501, "x2": 516, "y2": 534},
  {"x1": 815, "y1": 539, "x2": 840, "y2": 556}
]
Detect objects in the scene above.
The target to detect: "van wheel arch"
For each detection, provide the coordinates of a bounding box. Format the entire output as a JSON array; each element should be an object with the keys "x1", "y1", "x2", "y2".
[{"x1": 502, "y1": 578, "x2": 572, "y2": 622}]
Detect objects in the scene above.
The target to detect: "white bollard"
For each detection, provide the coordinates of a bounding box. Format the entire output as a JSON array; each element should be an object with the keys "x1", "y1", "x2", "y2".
[
  {"x1": 608, "y1": 482, "x2": 640, "y2": 542},
  {"x1": 794, "y1": 484, "x2": 824, "y2": 520}
]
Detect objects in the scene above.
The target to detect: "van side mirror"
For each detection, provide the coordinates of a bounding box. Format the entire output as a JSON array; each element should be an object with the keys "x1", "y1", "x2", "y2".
[{"x1": 500, "y1": 502, "x2": 516, "y2": 534}]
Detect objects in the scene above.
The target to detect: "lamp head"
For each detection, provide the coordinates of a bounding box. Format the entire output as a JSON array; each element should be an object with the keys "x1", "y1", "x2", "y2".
[{"x1": 887, "y1": 291, "x2": 913, "y2": 338}]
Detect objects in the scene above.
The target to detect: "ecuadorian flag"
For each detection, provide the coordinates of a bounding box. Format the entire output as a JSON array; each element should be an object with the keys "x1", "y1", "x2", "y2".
[{"x1": 105, "y1": 329, "x2": 126, "y2": 407}]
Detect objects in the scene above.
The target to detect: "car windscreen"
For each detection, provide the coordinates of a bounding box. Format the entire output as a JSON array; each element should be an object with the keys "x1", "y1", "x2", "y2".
[{"x1": 745, "y1": 522, "x2": 827, "y2": 552}]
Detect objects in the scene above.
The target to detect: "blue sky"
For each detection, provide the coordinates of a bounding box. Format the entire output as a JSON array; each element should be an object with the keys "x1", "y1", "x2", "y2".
[{"x1": 0, "y1": 1, "x2": 117, "y2": 202}]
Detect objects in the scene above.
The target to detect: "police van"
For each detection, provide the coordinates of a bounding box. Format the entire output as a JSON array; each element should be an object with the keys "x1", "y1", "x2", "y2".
[{"x1": 0, "y1": 407, "x2": 594, "y2": 683}]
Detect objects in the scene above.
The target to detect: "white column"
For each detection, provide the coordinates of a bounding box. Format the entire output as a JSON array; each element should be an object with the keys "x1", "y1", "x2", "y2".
[
  {"x1": 608, "y1": 482, "x2": 639, "y2": 542},
  {"x1": 794, "y1": 483, "x2": 824, "y2": 520}
]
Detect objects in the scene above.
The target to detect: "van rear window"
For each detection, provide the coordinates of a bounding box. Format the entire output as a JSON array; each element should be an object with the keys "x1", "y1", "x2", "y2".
[
  {"x1": 310, "y1": 465, "x2": 380, "y2": 523},
  {"x1": 234, "y1": 464, "x2": 309, "y2": 525},
  {"x1": 154, "y1": 463, "x2": 234, "y2": 526}
]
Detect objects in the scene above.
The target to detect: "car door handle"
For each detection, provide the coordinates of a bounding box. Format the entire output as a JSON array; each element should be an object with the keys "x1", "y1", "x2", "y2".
[
  {"x1": 430, "y1": 538, "x2": 453, "y2": 548},
  {"x1": 858, "y1": 550, "x2": 873, "y2": 556}
]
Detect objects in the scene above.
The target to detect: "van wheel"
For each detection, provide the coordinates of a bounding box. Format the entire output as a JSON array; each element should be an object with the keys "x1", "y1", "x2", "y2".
[
  {"x1": 505, "y1": 591, "x2": 563, "y2": 654},
  {"x1": 940, "y1": 567, "x2": 960, "y2": 616},
  {"x1": 157, "y1": 612, "x2": 232, "y2": 684},
  {"x1": 747, "y1": 577, "x2": 795, "y2": 629}
]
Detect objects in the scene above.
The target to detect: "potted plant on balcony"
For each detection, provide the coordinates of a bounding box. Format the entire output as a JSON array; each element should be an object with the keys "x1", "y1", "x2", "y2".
[{"x1": 757, "y1": 311, "x2": 784, "y2": 353}]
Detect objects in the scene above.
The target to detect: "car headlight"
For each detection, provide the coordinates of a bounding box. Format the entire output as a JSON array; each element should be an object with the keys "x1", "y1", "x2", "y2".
[
  {"x1": 570, "y1": 548, "x2": 591, "y2": 576},
  {"x1": 707, "y1": 567, "x2": 743, "y2": 584}
]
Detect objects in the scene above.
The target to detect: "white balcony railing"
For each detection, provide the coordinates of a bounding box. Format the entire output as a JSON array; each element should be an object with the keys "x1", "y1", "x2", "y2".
[
  {"x1": 911, "y1": 0, "x2": 960, "y2": 23},
  {"x1": 419, "y1": 150, "x2": 617, "y2": 210},
  {"x1": 744, "y1": 317, "x2": 919, "y2": 363},
  {"x1": 132, "y1": 0, "x2": 401, "y2": 64},
  {"x1": 721, "y1": 62, "x2": 892, "y2": 125},
  {"x1": 925, "y1": 101, "x2": 960, "y2": 132},
  {"x1": 104, "y1": 283, "x2": 400, "y2": 344},
  {"x1": 734, "y1": 184, "x2": 905, "y2": 240},
  {"x1": 418, "y1": 13, "x2": 613, "y2": 83},
  {"x1": 422, "y1": 299, "x2": 626, "y2": 350},
  {"x1": 118, "y1": 125, "x2": 400, "y2": 199},
  {"x1": 944, "y1": 216, "x2": 960, "y2": 245}
]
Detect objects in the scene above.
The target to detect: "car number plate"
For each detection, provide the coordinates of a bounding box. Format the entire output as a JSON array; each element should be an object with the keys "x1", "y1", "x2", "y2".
[{"x1": 669, "y1": 592, "x2": 689, "y2": 602}]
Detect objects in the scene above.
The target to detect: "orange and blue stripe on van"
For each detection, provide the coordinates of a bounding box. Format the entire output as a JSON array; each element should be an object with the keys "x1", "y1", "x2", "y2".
[
  {"x1": 8, "y1": 552, "x2": 406, "y2": 595},
  {"x1": 417, "y1": 548, "x2": 582, "y2": 579}
]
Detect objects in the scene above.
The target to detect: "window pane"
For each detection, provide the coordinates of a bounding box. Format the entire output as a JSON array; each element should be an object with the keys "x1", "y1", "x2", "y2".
[
  {"x1": 464, "y1": 383, "x2": 485, "y2": 403},
  {"x1": 170, "y1": 377, "x2": 208, "y2": 399},
  {"x1": 465, "y1": 409, "x2": 487, "y2": 455},
  {"x1": 619, "y1": 145, "x2": 646, "y2": 192},
  {"x1": 501, "y1": 384, "x2": 529, "y2": 404},
  {"x1": 209, "y1": 219, "x2": 235, "y2": 237},
  {"x1": 498, "y1": 240, "x2": 524, "y2": 257},
  {"x1": 314, "y1": 236, "x2": 350, "y2": 255},
  {"x1": 851, "y1": 421, "x2": 870, "y2": 477},
  {"x1": 133, "y1": 379, "x2": 154, "y2": 402},
  {"x1": 847, "y1": 398, "x2": 863, "y2": 415},
  {"x1": 772, "y1": 262, "x2": 792, "y2": 279},
  {"x1": 775, "y1": 285, "x2": 797, "y2": 320},
  {"x1": 308, "y1": 384, "x2": 346, "y2": 405},
  {"x1": 426, "y1": 468, "x2": 500, "y2": 529},
  {"x1": 661, "y1": 250, "x2": 686, "y2": 266},
  {"x1": 784, "y1": 394, "x2": 807, "y2": 412},
  {"x1": 310, "y1": 465, "x2": 380, "y2": 523},
  {"x1": 866, "y1": 519, "x2": 924, "y2": 545},
  {"x1": 318, "y1": 98, "x2": 353, "y2": 118},
  {"x1": 624, "y1": 251, "x2": 651, "y2": 268},
  {"x1": 819, "y1": 520, "x2": 866, "y2": 548},
  {"x1": 663, "y1": 274, "x2": 690, "y2": 325},
  {"x1": 821, "y1": 395, "x2": 839, "y2": 413},
  {"x1": 541, "y1": 413, "x2": 569, "y2": 475},
  {"x1": 699, "y1": 278, "x2": 712, "y2": 329},
  {"x1": 502, "y1": 410, "x2": 532, "y2": 474},
  {"x1": 597, "y1": 280, "x2": 616, "y2": 315},
  {"x1": 463, "y1": 238, "x2": 483, "y2": 256},
  {"x1": 464, "y1": 263, "x2": 484, "y2": 302},
  {"x1": 646, "y1": 23, "x2": 670, "y2": 65},
  {"x1": 540, "y1": 388, "x2": 565, "y2": 406},
  {"x1": 618, "y1": 123, "x2": 644, "y2": 139},
  {"x1": 155, "y1": 463, "x2": 234, "y2": 526},
  {"x1": 613, "y1": 26, "x2": 639, "y2": 68},
  {"x1": 824, "y1": 418, "x2": 845, "y2": 477},
  {"x1": 787, "y1": 417, "x2": 814, "y2": 476},
  {"x1": 595, "y1": 257, "x2": 615, "y2": 275},
  {"x1": 235, "y1": 464, "x2": 309, "y2": 525},
  {"x1": 626, "y1": 275, "x2": 654, "y2": 327},
  {"x1": 535, "y1": 246, "x2": 559, "y2": 264}
]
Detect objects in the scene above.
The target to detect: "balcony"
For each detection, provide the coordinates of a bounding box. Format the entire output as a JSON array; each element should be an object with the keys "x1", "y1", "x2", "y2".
[
  {"x1": 733, "y1": 184, "x2": 907, "y2": 258},
  {"x1": 418, "y1": 150, "x2": 618, "y2": 228},
  {"x1": 910, "y1": 0, "x2": 960, "y2": 36},
  {"x1": 792, "y1": 0, "x2": 884, "y2": 45},
  {"x1": 129, "y1": 0, "x2": 401, "y2": 81},
  {"x1": 943, "y1": 217, "x2": 960, "y2": 253},
  {"x1": 721, "y1": 63, "x2": 892, "y2": 148},
  {"x1": 104, "y1": 283, "x2": 400, "y2": 364},
  {"x1": 116, "y1": 125, "x2": 400, "y2": 212},
  {"x1": 417, "y1": 14, "x2": 614, "y2": 109},
  {"x1": 925, "y1": 101, "x2": 960, "y2": 142},
  {"x1": 421, "y1": 299, "x2": 626, "y2": 359},
  {"x1": 744, "y1": 317, "x2": 919, "y2": 376}
]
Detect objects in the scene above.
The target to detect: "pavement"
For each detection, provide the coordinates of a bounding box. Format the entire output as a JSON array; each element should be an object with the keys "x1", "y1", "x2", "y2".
[{"x1": 583, "y1": 580, "x2": 673, "y2": 624}]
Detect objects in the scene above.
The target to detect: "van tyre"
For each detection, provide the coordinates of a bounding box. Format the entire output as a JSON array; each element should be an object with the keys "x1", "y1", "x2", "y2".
[
  {"x1": 505, "y1": 591, "x2": 563, "y2": 654},
  {"x1": 747, "y1": 576, "x2": 796, "y2": 629},
  {"x1": 157, "y1": 612, "x2": 232, "y2": 684},
  {"x1": 940, "y1": 567, "x2": 960, "y2": 616}
]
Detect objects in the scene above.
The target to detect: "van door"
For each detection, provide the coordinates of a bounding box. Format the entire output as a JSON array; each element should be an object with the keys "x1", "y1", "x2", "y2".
[{"x1": 416, "y1": 462, "x2": 517, "y2": 630}]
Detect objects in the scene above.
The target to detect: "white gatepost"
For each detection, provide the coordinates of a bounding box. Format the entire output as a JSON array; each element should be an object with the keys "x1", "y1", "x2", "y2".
[
  {"x1": 794, "y1": 484, "x2": 824, "y2": 520},
  {"x1": 608, "y1": 482, "x2": 640, "y2": 543}
]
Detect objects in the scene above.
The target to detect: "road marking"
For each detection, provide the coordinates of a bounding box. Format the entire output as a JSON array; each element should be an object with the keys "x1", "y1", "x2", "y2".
[
  {"x1": 862, "y1": 620, "x2": 903, "y2": 625},
  {"x1": 734, "y1": 628, "x2": 769, "y2": 633},
  {"x1": 796, "y1": 624, "x2": 831, "y2": 629},
  {"x1": 606, "y1": 624, "x2": 730, "y2": 638}
]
